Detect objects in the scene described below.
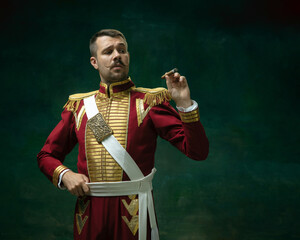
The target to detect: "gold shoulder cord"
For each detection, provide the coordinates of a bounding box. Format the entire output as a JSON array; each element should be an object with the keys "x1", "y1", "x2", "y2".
[
  {"x1": 63, "y1": 90, "x2": 98, "y2": 130},
  {"x1": 133, "y1": 87, "x2": 172, "y2": 107},
  {"x1": 133, "y1": 87, "x2": 172, "y2": 126},
  {"x1": 63, "y1": 90, "x2": 98, "y2": 112}
]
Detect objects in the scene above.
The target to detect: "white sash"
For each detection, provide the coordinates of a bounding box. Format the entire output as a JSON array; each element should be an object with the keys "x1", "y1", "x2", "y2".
[{"x1": 83, "y1": 95, "x2": 159, "y2": 240}]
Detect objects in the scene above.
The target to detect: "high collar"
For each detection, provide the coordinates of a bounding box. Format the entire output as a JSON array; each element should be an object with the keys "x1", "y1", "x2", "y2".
[{"x1": 98, "y1": 77, "x2": 135, "y2": 98}]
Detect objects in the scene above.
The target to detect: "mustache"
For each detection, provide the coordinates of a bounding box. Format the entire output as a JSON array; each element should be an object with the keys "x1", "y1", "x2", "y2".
[{"x1": 110, "y1": 59, "x2": 125, "y2": 68}]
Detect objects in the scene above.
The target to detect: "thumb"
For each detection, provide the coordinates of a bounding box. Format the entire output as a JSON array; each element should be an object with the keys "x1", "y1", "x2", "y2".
[{"x1": 165, "y1": 74, "x2": 172, "y2": 90}]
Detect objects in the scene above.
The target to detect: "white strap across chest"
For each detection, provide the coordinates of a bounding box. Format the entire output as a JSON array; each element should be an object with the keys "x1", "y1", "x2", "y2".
[
  {"x1": 84, "y1": 96, "x2": 144, "y2": 180},
  {"x1": 83, "y1": 95, "x2": 159, "y2": 240}
]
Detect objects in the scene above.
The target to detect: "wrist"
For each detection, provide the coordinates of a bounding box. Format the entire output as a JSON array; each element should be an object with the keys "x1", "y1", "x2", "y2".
[
  {"x1": 62, "y1": 170, "x2": 73, "y2": 181},
  {"x1": 175, "y1": 99, "x2": 193, "y2": 108},
  {"x1": 58, "y1": 169, "x2": 70, "y2": 189}
]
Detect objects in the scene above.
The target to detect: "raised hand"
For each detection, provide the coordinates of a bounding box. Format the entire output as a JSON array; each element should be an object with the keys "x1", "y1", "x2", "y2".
[{"x1": 165, "y1": 72, "x2": 193, "y2": 108}]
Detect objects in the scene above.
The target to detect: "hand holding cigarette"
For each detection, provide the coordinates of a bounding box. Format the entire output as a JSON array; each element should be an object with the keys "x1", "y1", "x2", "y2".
[
  {"x1": 161, "y1": 68, "x2": 178, "y2": 79},
  {"x1": 162, "y1": 68, "x2": 193, "y2": 108}
]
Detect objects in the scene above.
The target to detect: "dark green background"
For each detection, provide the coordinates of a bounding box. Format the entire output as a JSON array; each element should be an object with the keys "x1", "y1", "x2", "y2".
[{"x1": 1, "y1": 0, "x2": 299, "y2": 239}]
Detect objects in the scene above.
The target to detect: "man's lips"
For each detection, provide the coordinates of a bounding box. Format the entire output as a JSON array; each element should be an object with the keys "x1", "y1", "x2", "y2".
[
  {"x1": 110, "y1": 62, "x2": 125, "y2": 69},
  {"x1": 111, "y1": 65, "x2": 123, "y2": 69}
]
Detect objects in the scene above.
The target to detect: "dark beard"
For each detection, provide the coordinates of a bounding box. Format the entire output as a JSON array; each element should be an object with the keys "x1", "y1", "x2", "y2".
[
  {"x1": 103, "y1": 67, "x2": 129, "y2": 84},
  {"x1": 98, "y1": 64, "x2": 129, "y2": 85},
  {"x1": 108, "y1": 72, "x2": 128, "y2": 83}
]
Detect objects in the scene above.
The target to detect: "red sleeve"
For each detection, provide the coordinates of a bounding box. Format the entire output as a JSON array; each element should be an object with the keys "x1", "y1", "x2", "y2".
[
  {"x1": 149, "y1": 101, "x2": 209, "y2": 160},
  {"x1": 37, "y1": 108, "x2": 78, "y2": 186}
]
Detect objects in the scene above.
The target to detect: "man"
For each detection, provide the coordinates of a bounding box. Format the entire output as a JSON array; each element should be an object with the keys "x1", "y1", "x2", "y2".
[{"x1": 37, "y1": 29, "x2": 209, "y2": 240}]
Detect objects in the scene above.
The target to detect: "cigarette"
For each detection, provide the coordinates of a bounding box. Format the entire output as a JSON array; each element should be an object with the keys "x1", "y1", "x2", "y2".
[{"x1": 161, "y1": 68, "x2": 178, "y2": 79}]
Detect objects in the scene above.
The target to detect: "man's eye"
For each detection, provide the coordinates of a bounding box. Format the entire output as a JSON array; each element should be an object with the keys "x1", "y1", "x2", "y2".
[
  {"x1": 119, "y1": 49, "x2": 126, "y2": 53},
  {"x1": 104, "y1": 50, "x2": 112, "y2": 54}
]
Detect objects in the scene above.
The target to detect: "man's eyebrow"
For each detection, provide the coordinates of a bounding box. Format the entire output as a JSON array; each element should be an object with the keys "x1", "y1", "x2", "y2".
[
  {"x1": 115, "y1": 43, "x2": 127, "y2": 48},
  {"x1": 102, "y1": 45, "x2": 113, "y2": 52},
  {"x1": 102, "y1": 43, "x2": 126, "y2": 52}
]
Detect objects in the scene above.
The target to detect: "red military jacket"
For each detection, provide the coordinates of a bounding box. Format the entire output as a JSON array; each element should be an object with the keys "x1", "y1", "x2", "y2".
[{"x1": 37, "y1": 78, "x2": 209, "y2": 187}]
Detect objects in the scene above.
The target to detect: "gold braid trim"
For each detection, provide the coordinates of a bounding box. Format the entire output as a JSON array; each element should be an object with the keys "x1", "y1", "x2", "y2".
[
  {"x1": 133, "y1": 87, "x2": 172, "y2": 107},
  {"x1": 52, "y1": 165, "x2": 69, "y2": 187},
  {"x1": 179, "y1": 108, "x2": 200, "y2": 123},
  {"x1": 63, "y1": 90, "x2": 98, "y2": 112},
  {"x1": 63, "y1": 99, "x2": 80, "y2": 112}
]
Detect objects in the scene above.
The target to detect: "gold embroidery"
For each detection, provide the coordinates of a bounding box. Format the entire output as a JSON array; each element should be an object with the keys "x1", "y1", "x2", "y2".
[
  {"x1": 76, "y1": 214, "x2": 88, "y2": 235},
  {"x1": 76, "y1": 197, "x2": 90, "y2": 235},
  {"x1": 179, "y1": 108, "x2": 200, "y2": 123},
  {"x1": 136, "y1": 98, "x2": 151, "y2": 127},
  {"x1": 133, "y1": 87, "x2": 172, "y2": 107},
  {"x1": 78, "y1": 198, "x2": 90, "y2": 215},
  {"x1": 122, "y1": 215, "x2": 139, "y2": 236},
  {"x1": 97, "y1": 92, "x2": 107, "y2": 99},
  {"x1": 98, "y1": 78, "x2": 133, "y2": 98},
  {"x1": 64, "y1": 90, "x2": 98, "y2": 112},
  {"x1": 86, "y1": 91, "x2": 130, "y2": 182},
  {"x1": 128, "y1": 194, "x2": 137, "y2": 200},
  {"x1": 52, "y1": 165, "x2": 68, "y2": 187},
  {"x1": 108, "y1": 78, "x2": 133, "y2": 96},
  {"x1": 73, "y1": 106, "x2": 86, "y2": 131},
  {"x1": 122, "y1": 198, "x2": 139, "y2": 216},
  {"x1": 76, "y1": 106, "x2": 86, "y2": 130},
  {"x1": 122, "y1": 195, "x2": 139, "y2": 235},
  {"x1": 87, "y1": 113, "x2": 113, "y2": 143}
]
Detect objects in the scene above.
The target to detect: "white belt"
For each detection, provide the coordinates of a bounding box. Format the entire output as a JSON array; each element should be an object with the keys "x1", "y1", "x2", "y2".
[
  {"x1": 87, "y1": 169, "x2": 158, "y2": 240},
  {"x1": 83, "y1": 96, "x2": 159, "y2": 240},
  {"x1": 87, "y1": 168, "x2": 155, "y2": 196}
]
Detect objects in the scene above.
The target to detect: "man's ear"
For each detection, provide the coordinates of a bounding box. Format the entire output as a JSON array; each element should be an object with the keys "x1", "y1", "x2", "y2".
[{"x1": 90, "y1": 57, "x2": 98, "y2": 69}]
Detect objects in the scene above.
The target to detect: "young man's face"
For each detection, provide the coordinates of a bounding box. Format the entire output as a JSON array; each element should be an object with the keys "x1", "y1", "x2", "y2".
[{"x1": 90, "y1": 36, "x2": 130, "y2": 84}]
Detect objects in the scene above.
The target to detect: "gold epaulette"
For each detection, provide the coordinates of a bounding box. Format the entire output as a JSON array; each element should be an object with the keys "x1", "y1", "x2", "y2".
[
  {"x1": 133, "y1": 87, "x2": 172, "y2": 107},
  {"x1": 63, "y1": 90, "x2": 98, "y2": 112}
]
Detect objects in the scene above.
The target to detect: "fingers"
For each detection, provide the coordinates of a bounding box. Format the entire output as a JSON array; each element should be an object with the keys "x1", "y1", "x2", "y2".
[
  {"x1": 82, "y1": 184, "x2": 90, "y2": 195},
  {"x1": 63, "y1": 172, "x2": 90, "y2": 197},
  {"x1": 70, "y1": 183, "x2": 89, "y2": 197},
  {"x1": 82, "y1": 174, "x2": 89, "y2": 183},
  {"x1": 72, "y1": 185, "x2": 84, "y2": 197},
  {"x1": 179, "y1": 75, "x2": 187, "y2": 86},
  {"x1": 175, "y1": 73, "x2": 187, "y2": 84},
  {"x1": 165, "y1": 74, "x2": 172, "y2": 90},
  {"x1": 161, "y1": 68, "x2": 178, "y2": 79},
  {"x1": 81, "y1": 175, "x2": 90, "y2": 195},
  {"x1": 168, "y1": 72, "x2": 186, "y2": 81},
  {"x1": 165, "y1": 72, "x2": 187, "y2": 87},
  {"x1": 173, "y1": 72, "x2": 180, "y2": 79}
]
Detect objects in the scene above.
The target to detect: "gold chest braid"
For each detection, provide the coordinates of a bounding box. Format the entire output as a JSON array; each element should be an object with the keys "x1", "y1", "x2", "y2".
[{"x1": 85, "y1": 91, "x2": 130, "y2": 182}]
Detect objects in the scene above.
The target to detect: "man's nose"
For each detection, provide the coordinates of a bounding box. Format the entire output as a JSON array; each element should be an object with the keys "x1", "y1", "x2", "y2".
[{"x1": 112, "y1": 49, "x2": 121, "y2": 60}]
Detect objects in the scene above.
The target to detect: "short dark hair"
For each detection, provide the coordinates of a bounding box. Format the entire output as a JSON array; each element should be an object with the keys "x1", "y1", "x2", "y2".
[{"x1": 89, "y1": 29, "x2": 127, "y2": 57}]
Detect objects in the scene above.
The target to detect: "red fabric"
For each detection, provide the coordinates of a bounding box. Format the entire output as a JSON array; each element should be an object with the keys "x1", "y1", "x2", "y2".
[
  {"x1": 74, "y1": 196, "x2": 151, "y2": 240},
  {"x1": 37, "y1": 79, "x2": 209, "y2": 239},
  {"x1": 37, "y1": 108, "x2": 78, "y2": 181}
]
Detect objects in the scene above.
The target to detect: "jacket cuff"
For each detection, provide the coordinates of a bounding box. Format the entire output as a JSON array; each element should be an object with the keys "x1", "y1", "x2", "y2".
[
  {"x1": 53, "y1": 165, "x2": 69, "y2": 187},
  {"x1": 176, "y1": 100, "x2": 198, "y2": 112},
  {"x1": 178, "y1": 108, "x2": 200, "y2": 123}
]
